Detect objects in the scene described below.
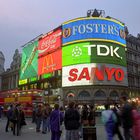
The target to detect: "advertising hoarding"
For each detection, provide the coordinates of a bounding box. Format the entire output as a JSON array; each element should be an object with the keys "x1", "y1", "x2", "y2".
[
  {"x1": 62, "y1": 63, "x2": 128, "y2": 87},
  {"x1": 20, "y1": 40, "x2": 38, "y2": 80},
  {"x1": 62, "y1": 42, "x2": 127, "y2": 66},
  {"x1": 62, "y1": 17, "x2": 126, "y2": 46},
  {"x1": 38, "y1": 49, "x2": 62, "y2": 75},
  {"x1": 38, "y1": 27, "x2": 62, "y2": 57},
  {"x1": 62, "y1": 42, "x2": 91, "y2": 66}
]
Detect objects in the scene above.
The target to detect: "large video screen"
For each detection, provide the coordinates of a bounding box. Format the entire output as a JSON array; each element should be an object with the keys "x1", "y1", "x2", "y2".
[
  {"x1": 38, "y1": 49, "x2": 62, "y2": 75},
  {"x1": 38, "y1": 27, "x2": 62, "y2": 57},
  {"x1": 62, "y1": 63, "x2": 128, "y2": 87},
  {"x1": 62, "y1": 17, "x2": 126, "y2": 46},
  {"x1": 62, "y1": 41, "x2": 126, "y2": 67},
  {"x1": 20, "y1": 40, "x2": 38, "y2": 80}
]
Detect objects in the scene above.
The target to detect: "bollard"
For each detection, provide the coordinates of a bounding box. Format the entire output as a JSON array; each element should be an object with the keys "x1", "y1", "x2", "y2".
[{"x1": 83, "y1": 126, "x2": 97, "y2": 140}]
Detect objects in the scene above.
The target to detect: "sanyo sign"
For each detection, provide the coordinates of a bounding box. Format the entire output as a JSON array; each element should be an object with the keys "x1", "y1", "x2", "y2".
[{"x1": 62, "y1": 63, "x2": 128, "y2": 87}]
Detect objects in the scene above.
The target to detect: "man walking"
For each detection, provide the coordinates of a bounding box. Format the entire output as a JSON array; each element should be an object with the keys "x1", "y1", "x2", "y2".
[
  {"x1": 121, "y1": 96, "x2": 133, "y2": 140},
  {"x1": 64, "y1": 102, "x2": 80, "y2": 140}
]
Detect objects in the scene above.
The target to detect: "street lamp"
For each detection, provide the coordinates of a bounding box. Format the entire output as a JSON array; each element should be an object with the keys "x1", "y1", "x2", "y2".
[
  {"x1": 57, "y1": 95, "x2": 61, "y2": 107},
  {"x1": 47, "y1": 84, "x2": 51, "y2": 104},
  {"x1": 44, "y1": 83, "x2": 51, "y2": 104}
]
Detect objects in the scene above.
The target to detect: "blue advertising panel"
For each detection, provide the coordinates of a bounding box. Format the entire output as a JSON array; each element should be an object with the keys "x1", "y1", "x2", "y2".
[{"x1": 62, "y1": 17, "x2": 126, "y2": 46}]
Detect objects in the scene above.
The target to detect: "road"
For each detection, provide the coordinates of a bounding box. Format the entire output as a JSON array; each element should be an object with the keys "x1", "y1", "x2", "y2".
[{"x1": 0, "y1": 117, "x2": 122, "y2": 140}]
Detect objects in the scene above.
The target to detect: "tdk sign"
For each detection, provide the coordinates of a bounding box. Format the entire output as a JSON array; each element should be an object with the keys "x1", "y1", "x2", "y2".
[{"x1": 62, "y1": 17, "x2": 126, "y2": 46}]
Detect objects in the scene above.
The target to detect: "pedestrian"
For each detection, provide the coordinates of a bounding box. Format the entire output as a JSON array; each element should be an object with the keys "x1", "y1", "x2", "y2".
[
  {"x1": 131, "y1": 101, "x2": 140, "y2": 140},
  {"x1": 101, "y1": 103, "x2": 117, "y2": 140},
  {"x1": 32, "y1": 105, "x2": 36, "y2": 123},
  {"x1": 5, "y1": 104, "x2": 14, "y2": 132},
  {"x1": 12, "y1": 104, "x2": 22, "y2": 136},
  {"x1": 113, "y1": 103, "x2": 124, "y2": 140},
  {"x1": 64, "y1": 102, "x2": 80, "y2": 140},
  {"x1": 35, "y1": 104, "x2": 42, "y2": 132},
  {"x1": 42, "y1": 103, "x2": 51, "y2": 134},
  {"x1": 50, "y1": 104, "x2": 63, "y2": 140},
  {"x1": 81, "y1": 104, "x2": 89, "y2": 126},
  {"x1": 0, "y1": 105, "x2": 3, "y2": 120},
  {"x1": 88, "y1": 105, "x2": 96, "y2": 126},
  {"x1": 120, "y1": 96, "x2": 133, "y2": 140}
]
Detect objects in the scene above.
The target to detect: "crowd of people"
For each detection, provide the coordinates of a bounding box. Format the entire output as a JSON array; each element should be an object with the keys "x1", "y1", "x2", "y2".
[
  {"x1": 101, "y1": 96, "x2": 140, "y2": 140},
  {"x1": 1, "y1": 96, "x2": 140, "y2": 140}
]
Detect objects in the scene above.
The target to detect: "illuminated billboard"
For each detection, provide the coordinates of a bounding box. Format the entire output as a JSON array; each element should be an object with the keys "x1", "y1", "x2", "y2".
[
  {"x1": 62, "y1": 63, "x2": 128, "y2": 87},
  {"x1": 38, "y1": 27, "x2": 62, "y2": 57},
  {"x1": 38, "y1": 49, "x2": 62, "y2": 75},
  {"x1": 62, "y1": 17, "x2": 126, "y2": 46},
  {"x1": 20, "y1": 40, "x2": 38, "y2": 80},
  {"x1": 62, "y1": 42, "x2": 126, "y2": 66},
  {"x1": 62, "y1": 42, "x2": 91, "y2": 66}
]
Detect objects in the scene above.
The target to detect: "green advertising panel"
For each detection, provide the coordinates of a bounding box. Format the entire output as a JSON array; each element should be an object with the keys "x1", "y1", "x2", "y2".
[
  {"x1": 90, "y1": 41, "x2": 126, "y2": 66},
  {"x1": 20, "y1": 40, "x2": 38, "y2": 80},
  {"x1": 62, "y1": 41, "x2": 126, "y2": 67},
  {"x1": 62, "y1": 42, "x2": 91, "y2": 66}
]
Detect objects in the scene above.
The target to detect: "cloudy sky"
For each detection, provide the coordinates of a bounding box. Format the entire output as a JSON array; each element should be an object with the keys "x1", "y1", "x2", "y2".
[{"x1": 0, "y1": 0, "x2": 140, "y2": 69}]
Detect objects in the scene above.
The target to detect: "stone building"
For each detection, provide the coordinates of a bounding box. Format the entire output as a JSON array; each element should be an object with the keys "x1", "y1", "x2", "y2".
[
  {"x1": 0, "y1": 51, "x2": 5, "y2": 90},
  {"x1": 126, "y1": 34, "x2": 140, "y2": 98},
  {"x1": 1, "y1": 49, "x2": 21, "y2": 91}
]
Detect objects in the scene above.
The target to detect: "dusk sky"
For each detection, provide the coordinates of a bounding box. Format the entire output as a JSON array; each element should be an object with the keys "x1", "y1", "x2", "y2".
[{"x1": 0, "y1": 0, "x2": 140, "y2": 69}]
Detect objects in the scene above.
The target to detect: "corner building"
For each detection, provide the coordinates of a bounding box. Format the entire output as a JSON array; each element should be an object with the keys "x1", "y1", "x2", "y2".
[{"x1": 61, "y1": 17, "x2": 128, "y2": 105}]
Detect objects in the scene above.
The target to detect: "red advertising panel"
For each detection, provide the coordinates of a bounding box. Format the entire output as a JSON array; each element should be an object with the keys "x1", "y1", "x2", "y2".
[
  {"x1": 38, "y1": 28, "x2": 62, "y2": 57},
  {"x1": 38, "y1": 49, "x2": 62, "y2": 75}
]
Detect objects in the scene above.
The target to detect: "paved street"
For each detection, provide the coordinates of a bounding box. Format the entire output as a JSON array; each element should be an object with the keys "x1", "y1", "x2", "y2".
[{"x1": 0, "y1": 117, "x2": 121, "y2": 140}]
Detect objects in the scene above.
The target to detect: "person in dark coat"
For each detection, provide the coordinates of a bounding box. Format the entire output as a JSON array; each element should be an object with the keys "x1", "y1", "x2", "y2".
[
  {"x1": 64, "y1": 102, "x2": 80, "y2": 140},
  {"x1": 88, "y1": 105, "x2": 96, "y2": 126},
  {"x1": 12, "y1": 104, "x2": 21, "y2": 136},
  {"x1": 121, "y1": 96, "x2": 133, "y2": 140},
  {"x1": 113, "y1": 103, "x2": 124, "y2": 140},
  {"x1": 50, "y1": 104, "x2": 63, "y2": 140},
  {"x1": 5, "y1": 104, "x2": 14, "y2": 132}
]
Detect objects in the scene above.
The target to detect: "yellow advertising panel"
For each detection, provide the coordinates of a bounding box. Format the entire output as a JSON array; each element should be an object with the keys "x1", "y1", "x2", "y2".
[
  {"x1": 4, "y1": 98, "x2": 15, "y2": 103},
  {"x1": 19, "y1": 79, "x2": 28, "y2": 85},
  {"x1": 18, "y1": 97, "x2": 32, "y2": 102}
]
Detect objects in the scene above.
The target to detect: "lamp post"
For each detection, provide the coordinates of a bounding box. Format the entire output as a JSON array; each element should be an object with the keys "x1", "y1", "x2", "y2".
[
  {"x1": 44, "y1": 83, "x2": 51, "y2": 104},
  {"x1": 48, "y1": 84, "x2": 51, "y2": 104},
  {"x1": 57, "y1": 95, "x2": 61, "y2": 107}
]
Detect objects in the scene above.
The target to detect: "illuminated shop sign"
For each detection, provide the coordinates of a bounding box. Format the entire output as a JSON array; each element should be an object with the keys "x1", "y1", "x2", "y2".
[
  {"x1": 62, "y1": 17, "x2": 126, "y2": 46},
  {"x1": 20, "y1": 40, "x2": 38, "y2": 80},
  {"x1": 62, "y1": 42, "x2": 126, "y2": 66},
  {"x1": 38, "y1": 28, "x2": 62, "y2": 57},
  {"x1": 29, "y1": 77, "x2": 38, "y2": 82},
  {"x1": 38, "y1": 49, "x2": 62, "y2": 75},
  {"x1": 19, "y1": 79, "x2": 28, "y2": 85},
  {"x1": 62, "y1": 63, "x2": 128, "y2": 87}
]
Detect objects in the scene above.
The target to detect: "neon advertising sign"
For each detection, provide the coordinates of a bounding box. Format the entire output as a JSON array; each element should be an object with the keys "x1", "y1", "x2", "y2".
[
  {"x1": 38, "y1": 28, "x2": 62, "y2": 57},
  {"x1": 62, "y1": 42, "x2": 126, "y2": 67},
  {"x1": 38, "y1": 49, "x2": 62, "y2": 75},
  {"x1": 62, "y1": 17, "x2": 126, "y2": 46},
  {"x1": 62, "y1": 63, "x2": 128, "y2": 87}
]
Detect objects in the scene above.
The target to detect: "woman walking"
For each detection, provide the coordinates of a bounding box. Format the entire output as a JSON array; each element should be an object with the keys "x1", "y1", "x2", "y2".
[{"x1": 50, "y1": 104, "x2": 63, "y2": 140}]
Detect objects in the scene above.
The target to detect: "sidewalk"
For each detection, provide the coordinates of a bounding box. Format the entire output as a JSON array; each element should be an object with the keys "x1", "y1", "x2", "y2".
[{"x1": 0, "y1": 117, "x2": 123, "y2": 140}]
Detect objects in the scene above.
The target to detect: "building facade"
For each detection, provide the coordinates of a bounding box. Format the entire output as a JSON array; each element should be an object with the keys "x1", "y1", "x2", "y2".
[
  {"x1": 1, "y1": 49, "x2": 21, "y2": 91},
  {"x1": 126, "y1": 34, "x2": 140, "y2": 98},
  {"x1": 0, "y1": 11, "x2": 140, "y2": 106},
  {"x1": 0, "y1": 51, "x2": 5, "y2": 91}
]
